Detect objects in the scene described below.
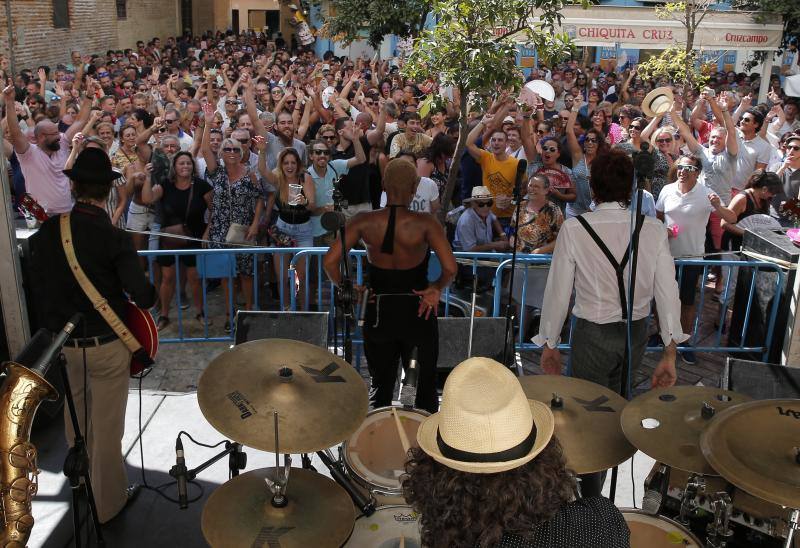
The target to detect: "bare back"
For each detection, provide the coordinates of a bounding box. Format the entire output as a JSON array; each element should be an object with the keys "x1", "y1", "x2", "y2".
[{"x1": 354, "y1": 208, "x2": 438, "y2": 269}]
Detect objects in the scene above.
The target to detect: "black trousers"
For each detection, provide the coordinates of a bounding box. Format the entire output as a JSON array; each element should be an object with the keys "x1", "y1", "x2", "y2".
[{"x1": 362, "y1": 296, "x2": 439, "y2": 413}]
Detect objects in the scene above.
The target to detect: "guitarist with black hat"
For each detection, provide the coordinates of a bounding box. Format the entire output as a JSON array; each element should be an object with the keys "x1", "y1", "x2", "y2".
[{"x1": 28, "y1": 146, "x2": 156, "y2": 523}]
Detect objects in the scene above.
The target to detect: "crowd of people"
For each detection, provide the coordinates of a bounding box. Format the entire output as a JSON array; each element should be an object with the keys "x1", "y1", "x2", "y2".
[{"x1": 3, "y1": 30, "x2": 799, "y2": 342}]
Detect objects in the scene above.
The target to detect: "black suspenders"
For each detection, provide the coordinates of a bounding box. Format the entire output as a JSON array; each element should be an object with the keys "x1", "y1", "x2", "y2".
[{"x1": 575, "y1": 214, "x2": 645, "y2": 320}]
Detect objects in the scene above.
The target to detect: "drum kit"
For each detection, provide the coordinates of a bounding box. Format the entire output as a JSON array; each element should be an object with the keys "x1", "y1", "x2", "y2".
[{"x1": 191, "y1": 338, "x2": 800, "y2": 547}]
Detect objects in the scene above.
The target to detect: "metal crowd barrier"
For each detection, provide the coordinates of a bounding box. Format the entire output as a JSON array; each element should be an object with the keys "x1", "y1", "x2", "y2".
[{"x1": 138, "y1": 247, "x2": 783, "y2": 362}]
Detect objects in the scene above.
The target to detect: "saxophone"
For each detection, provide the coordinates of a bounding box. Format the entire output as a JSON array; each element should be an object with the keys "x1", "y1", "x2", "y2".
[{"x1": 0, "y1": 360, "x2": 57, "y2": 547}]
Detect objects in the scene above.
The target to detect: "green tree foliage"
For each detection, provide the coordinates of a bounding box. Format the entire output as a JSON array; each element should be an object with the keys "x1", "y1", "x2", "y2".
[
  {"x1": 317, "y1": 0, "x2": 432, "y2": 48},
  {"x1": 647, "y1": 0, "x2": 713, "y2": 88},
  {"x1": 403, "y1": 0, "x2": 579, "y2": 210},
  {"x1": 733, "y1": 0, "x2": 799, "y2": 71},
  {"x1": 637, "y1": 45, "x2": 709, "y2": 89}
]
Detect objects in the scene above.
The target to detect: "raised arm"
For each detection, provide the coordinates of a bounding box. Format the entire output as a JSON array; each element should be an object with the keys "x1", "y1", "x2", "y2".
[
  {"x1": 65, "y1": 92, "x2": 94, "y2": 142},
  {"x1": 366, "y1": 99, "x2": 388, "y2": 147},
  {"x1": 2, "y1": 83, "x2": 29, "y2": 154},
  {"x1": 200, "y1": 102, "x2": 218, "y2": 174},
  {"x1": 711, "y1": 94, "x2": 738, "y2": 156},
  {"x1": 466, "y1": 114, "x2": 492, "y2": 161},
  {"x1": 243, "y1": 78, "x2": 268, "y2": 138},
  {"x1": 253, "y1": 134, "x2": 278, "y2": 185},
  {"x1": 640, "y1": 112, "x2": 664, "y2": 143},
  {"x1": 672, "y1": 101, "x2": 702, "y2": 154},
  {"x1": 346, "y1": 127, "x2": 366, "y2": 168},
  {"x1": 565, "y1": 99, "x2": 583, "y2": 162}
]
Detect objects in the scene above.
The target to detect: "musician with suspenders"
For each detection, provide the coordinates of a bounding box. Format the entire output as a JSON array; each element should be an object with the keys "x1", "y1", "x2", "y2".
[
  {"x1": 532, "y1": 149, "x2": 688, "y2": 497},
  {"x1": 28, "y1": 148, "x2": 157, "y2": 523}
]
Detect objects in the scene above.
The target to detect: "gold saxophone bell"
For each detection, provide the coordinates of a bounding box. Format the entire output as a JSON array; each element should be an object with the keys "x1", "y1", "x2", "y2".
[{"x1": 0, "y1": 362, "x2": 58, "y2": 546}]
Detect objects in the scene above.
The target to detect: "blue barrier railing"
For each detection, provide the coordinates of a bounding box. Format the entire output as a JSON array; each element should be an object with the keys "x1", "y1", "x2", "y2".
[{"x1": 138, "y1": 247, "x2": 783, "y2": 362}]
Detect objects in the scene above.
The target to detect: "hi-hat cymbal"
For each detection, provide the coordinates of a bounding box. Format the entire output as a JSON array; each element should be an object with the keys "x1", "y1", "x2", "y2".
[
  {"x1": 202, "y1": 467, "x2": 355, "y2": 548},
  {"x1": 701, "y1": 399, "x2": 800, "y2": 508},
  {"x1": 621, "y1": 386, "x2": 750, "y2": 475},
  {"x1": 518, "y1": 375, "x2": 635, "y2": 474},
  {"x1": 198, "y1": 339, "x2": 368, "y2": 453}
]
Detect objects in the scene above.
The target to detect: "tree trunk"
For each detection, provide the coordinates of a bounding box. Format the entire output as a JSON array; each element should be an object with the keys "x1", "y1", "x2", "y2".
[{"x1": 441, "y1": 89, "x2": 470, "y2": 212}]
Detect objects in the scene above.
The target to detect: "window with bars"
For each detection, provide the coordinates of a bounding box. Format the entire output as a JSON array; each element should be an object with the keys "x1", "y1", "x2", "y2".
[{"x1": 53, "y1": 0, "x2": 69, "y2": 28}]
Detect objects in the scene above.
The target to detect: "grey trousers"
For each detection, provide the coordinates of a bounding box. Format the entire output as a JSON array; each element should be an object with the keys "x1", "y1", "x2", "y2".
[
  {"x1": 570, "y1": 317, "x2": 647, "y2": 498},
  {"x1": 570, "y1": 317, "x2": 648, "y2": 396}
]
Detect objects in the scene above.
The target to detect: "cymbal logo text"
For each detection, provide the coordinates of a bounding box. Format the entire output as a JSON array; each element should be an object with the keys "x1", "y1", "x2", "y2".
[{"x1": 227, "y1": 391, "x2": 256, "y2": 419}]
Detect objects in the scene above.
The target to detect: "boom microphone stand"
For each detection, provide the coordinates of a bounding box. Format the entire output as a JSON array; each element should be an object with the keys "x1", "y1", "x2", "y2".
[{"x1": 501, "y1": 159, "x2": 528, "y2": 370}]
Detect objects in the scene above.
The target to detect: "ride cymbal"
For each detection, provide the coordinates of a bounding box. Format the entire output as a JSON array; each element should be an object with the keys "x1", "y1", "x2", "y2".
[
  {"x1": 621, "y1": 386, "x2": 750, "y2": 475},
  {"x1": 198, "y1": 339, "x2": 368, "y2": 453},
  {"x1": 518, "y1": 375, "x2": 635, "y2": 474},
  {"x1": 202, "y1": 467, "x2": 355, "y2": 548},
  {"x1": 701, "y1": 399, "x2": 800, "y2": 508}
]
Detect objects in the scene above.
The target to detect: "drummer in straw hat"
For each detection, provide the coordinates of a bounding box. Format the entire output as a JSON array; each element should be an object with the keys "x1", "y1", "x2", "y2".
[{"x1": 402, "y1": 357, "x2": 630, "y2": 548}]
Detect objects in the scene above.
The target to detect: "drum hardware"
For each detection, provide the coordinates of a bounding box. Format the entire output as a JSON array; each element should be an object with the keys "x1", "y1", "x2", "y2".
[
  {"x1": 197, "y1": 339, "x2": 368, "y2": 453},
  {"x1": 679, "y1": 474, "x2": 705, "y2": 526},
  {"x1": 343, "y1": 505, "x2": 422, "y2": 547},
  {"x1": 264, "y1": 411, "x2": 292, "y2": 508},
  {"x1": 518, "y1": 375, "x2": 635, "y2": 474},
  {"x1": 620, "y1": 386, "x2": 750, "y2": 475},
  {"x1": 167, "y1": 437, "x2": 247, "y2": 509},
  {"x1": 316, "y1": 448, "x2": 376, "y2": 517},
  {"x1": 706, "y1": 492, "x2": 734, "y2": 548},
  {"x1": 201, "y1": 467, "x2": 356, "y2": 548},
  {"x1": 785, "y1": 509, "x2": 799, "y2": 548}
]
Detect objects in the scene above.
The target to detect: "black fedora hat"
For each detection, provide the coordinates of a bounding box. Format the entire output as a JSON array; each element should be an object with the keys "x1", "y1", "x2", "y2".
[{"x1": 62, "y1": 147, "x2": 122, "y2": 185}]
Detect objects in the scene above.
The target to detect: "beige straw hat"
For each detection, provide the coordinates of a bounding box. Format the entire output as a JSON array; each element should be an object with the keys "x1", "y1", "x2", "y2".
[{"x1": 417, "y1": 357, "x2": 555, "y2": 474}]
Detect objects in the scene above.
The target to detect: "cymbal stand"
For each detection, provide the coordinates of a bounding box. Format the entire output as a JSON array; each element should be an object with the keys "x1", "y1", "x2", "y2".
[
  {"x1": 678, "y1": 474, "x2": 704, "y2": 525},
  {"x1": 264, "y1": 411, "x2": 291, "y2": 507},
  {"x1": 706, "y1": 492, "x2": 733, "y2": 548},
  {"x1": 785, "y1": 509, "x2": 799, "y2": 548}
]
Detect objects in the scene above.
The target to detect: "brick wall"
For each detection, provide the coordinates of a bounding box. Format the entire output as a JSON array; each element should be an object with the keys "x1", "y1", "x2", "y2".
[
  {"x1": 0, "y1": 0, "x2": 179, "y2": 73},
  {"x1": 117, "y1": 0, "x2": 179, "y2": 51}
]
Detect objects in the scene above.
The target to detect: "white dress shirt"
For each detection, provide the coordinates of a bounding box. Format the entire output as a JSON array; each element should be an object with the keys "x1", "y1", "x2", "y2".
[{"x1": 533, "y1": 203, "x2": 689, "y2": 348}]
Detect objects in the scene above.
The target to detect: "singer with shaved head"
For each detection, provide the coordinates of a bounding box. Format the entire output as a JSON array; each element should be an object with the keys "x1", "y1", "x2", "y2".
[{"x1": 323, "y1": 159, "x2": 457, "y2": 413}]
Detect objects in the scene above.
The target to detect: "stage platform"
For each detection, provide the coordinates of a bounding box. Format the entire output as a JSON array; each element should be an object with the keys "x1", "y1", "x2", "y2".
[{"x1": 30, "y1": 390, "x2": 655, "y2": 548}]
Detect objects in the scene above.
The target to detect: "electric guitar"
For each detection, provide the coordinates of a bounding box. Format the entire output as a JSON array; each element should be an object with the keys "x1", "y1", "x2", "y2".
[{"x1": 126, "y1": 302, "x2": 158, "y2": 378}]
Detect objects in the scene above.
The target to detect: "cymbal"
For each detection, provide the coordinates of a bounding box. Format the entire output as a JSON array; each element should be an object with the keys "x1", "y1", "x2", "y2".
[
  {"x1": 621, "y1": 386, "x2": 750, "y2": 475},
  {"x1": 198, "y1": 339, "x2": 369, "y2": 453},
  {"x1": 518, "y1": 375, "x2": 635, "y2": 474},
  {"x1": 701, "y1": 399, "x2": 800, "y2": 508},
  {"x1": 202, "y1": 467, "x2": 355, "y2": 548}
]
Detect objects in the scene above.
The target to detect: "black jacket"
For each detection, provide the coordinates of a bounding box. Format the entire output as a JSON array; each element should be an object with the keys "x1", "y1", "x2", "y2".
[{"x1": 28, "y1": 203, "x2": 157, "y2": 337}]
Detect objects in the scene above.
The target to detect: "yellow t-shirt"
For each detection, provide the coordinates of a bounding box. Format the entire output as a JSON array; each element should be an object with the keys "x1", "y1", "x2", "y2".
[{"x1": 478, "y1": 149, "x2": 518, "y2": 218}]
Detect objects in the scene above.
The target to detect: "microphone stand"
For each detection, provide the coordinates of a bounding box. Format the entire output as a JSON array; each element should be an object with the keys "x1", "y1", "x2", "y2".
[
  {"x1": 501, "y1": 160, "x2": 528, "y2": 369},
  {"x1": 328, "y1": 181, "x2": 355, "y2": 364}
]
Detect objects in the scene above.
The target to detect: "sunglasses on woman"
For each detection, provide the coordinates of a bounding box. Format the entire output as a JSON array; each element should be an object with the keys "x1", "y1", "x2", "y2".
[
  {"x1": 222, "y1": 147, "x2": 241, "y2": 153},
  {"x1": 676, "y1": 164, "x2": 699, "y2": 172},
  {"x1": 584, "y1": 138, "x2": 598, "y2": 144},
  {"x1": 656, "y1": 138, "x2": 673, "y2": 144}
]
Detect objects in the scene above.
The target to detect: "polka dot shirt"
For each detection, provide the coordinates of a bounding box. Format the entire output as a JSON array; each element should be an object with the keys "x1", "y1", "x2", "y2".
[{"x1": 496, "y1": 497, "x2": 630, "y2": 547}]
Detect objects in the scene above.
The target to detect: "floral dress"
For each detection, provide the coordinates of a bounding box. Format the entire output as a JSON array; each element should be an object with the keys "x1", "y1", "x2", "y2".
[
  {"x1": 513, "y1": 201, "x2": 564, "y2": 253},
  {"x1": 206, "y1": 166, "x2": 261, "y2": 276}
]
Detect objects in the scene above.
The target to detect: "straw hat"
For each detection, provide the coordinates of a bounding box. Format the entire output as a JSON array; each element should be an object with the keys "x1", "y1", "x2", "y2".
[
  {"x1": 463, "y1": 186, "x2": 493, "y2": 205},
  {"x1": 417, "y1": 358, "x2": 555, "y2": 474},
  {"x1": 642, "y1": 86, "x2": 674, "y2": 118}
]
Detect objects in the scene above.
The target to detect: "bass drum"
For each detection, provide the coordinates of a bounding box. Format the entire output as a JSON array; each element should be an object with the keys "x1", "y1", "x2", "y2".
[
  {"x1": 622, "y1": 509, "x2": 703, "y2": 548},
  {"x1": 343, "y1": 505, "x2": 422, "y2": 548}
]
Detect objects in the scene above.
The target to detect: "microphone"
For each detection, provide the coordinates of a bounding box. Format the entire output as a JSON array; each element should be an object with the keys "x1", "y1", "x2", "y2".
[
  {"x1": 175, "y1": 438, "x2": 188, "y2": 509},
  {"x1": 357, "y1": 287, "x2": 370, "y2": 327},
  {"x1": 512, "y1": 159, "x2": 528, "y2": 203},
  {"x1": 321, "y1": 210, "x2": 346, "y2": 232},
  {"x1": 642, "y1": 465, "x2": 666, "y2": 514},
  {"x1": 30, "y1": 313, "x2": 82, "y2": 377}
]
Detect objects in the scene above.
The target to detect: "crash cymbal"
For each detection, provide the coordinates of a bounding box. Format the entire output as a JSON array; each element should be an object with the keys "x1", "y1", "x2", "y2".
[
  {"x1": 621, "y1": 386, "x2": 750, "y2": 475},
  {"x1": 701, "y1": 399, "x2": 800, "y2": 508},
  {"x1": 198, "y1": 339, "x2": 368, "y2": 453},
  {"x1": 202, "y1": 467, "x2": 355, "y2": 548},
  {"x1": 518, "y1": 375, "x2": 635, "y2": 474}
]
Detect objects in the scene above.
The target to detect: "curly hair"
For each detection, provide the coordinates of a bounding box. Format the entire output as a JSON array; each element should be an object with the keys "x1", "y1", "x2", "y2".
[
  {"x1": 402, "y1": 438, "x2": 575, "y2": 548},
  {"x1": 590, "y1": 148, "x2": 634, "y2": 207}
]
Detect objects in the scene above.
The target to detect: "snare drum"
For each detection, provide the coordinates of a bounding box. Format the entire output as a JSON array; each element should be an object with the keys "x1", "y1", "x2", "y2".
[
  {"x1": 622, "y1": 509, "x2": 703, "y2": 548},
  {"x1": 343, "y1": 505, "x2": 422, "y2": 548},
  {"x1": 342, "y1": 406, "x2": 429, "y2": 506}
]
